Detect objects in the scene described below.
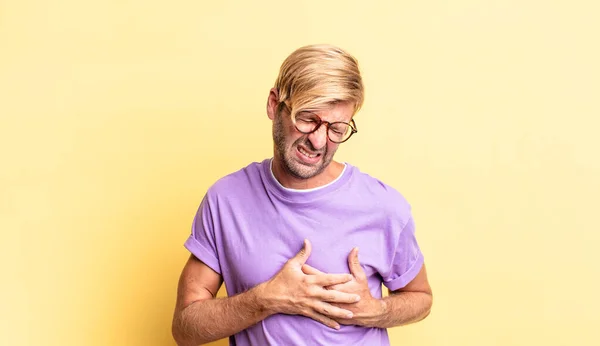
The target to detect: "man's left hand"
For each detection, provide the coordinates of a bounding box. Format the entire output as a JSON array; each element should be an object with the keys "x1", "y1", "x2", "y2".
[{"x1": 302, "y1": 247, "x2": 386, "y2": 327}]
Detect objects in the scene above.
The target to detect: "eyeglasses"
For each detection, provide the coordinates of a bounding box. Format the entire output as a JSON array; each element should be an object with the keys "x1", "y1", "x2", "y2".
[{"x1": 280, "y1": 103, "x2": 358, "y2": 143}]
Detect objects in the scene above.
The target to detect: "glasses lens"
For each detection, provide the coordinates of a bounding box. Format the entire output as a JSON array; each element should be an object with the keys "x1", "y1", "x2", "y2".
[
  {"x1": 294, "y1": 112, "x2": 319, "y2": 133},
  {"x1": 327, "y1": 123, "x2": 350, "y2": 142}
]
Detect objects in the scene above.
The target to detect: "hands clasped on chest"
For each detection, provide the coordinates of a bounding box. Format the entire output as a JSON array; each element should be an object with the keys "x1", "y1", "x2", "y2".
[{"x1": 256, "y1": 239, "x2": 386, "y2": 330}]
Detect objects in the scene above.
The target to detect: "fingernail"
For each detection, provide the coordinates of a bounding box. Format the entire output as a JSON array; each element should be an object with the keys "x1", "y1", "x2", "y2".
[
  {"x1": 334, "y1": 324, "x2": 340, "y2": 330},
  {"x1": 355, "y1": 295, "x2": 361, "y2": 302},
  {"x1": 346, "y1": 312, "x2": 353, "y2": 318}
]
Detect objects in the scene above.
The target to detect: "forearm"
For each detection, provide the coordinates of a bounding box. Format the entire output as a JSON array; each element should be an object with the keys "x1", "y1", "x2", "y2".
[
  {"x1": 172, "y1": 283, "x2": 270, "y2": 346},
  {"x1": 360, "y1": 291, "x2": 433, "y2": 329}
]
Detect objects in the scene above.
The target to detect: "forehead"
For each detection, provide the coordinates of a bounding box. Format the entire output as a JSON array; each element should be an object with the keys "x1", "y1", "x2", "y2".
[{"x1": 299, "y1": 101, "x2": 355, "y2": 122}]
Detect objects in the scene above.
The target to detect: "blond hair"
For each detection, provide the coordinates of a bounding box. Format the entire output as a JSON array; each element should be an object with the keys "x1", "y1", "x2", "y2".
[{"x1": 274, "y1": 44, "x2": 364, "y2": 118}]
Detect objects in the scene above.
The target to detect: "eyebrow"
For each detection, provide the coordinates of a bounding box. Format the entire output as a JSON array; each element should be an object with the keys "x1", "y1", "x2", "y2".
[{"x1": 298, "y1": 111, "x2": 352, "y2": 125}]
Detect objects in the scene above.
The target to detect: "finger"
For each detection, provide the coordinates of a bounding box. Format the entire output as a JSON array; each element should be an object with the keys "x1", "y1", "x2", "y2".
[
  {"x1": 325, "y1": 279, "x2": 357, "y2": 291},
  {"x1": 325, "y1": 283, "x2": 343, "y2": 291},
  {"x1": 291, "y1": 239, "x2": 312, "y2": 265},
  {"x1": 302, "y1": 264, "x2": 324, "y2": 275},
  {"x1": 312, "y1": 273, "x2": 353, "y2": 287},
  {"x1": 312, "y1": 301, "x2": 354, "y2": 320},
  {"x1": 313, "y1": 289, "x2": 361, "y2": 304},
  {"x1": 348, "y1": 247, "x2": 367, "y2": 280},
  {"x1": 304, "y1": 311, "x2": 340, "y2": 330}
]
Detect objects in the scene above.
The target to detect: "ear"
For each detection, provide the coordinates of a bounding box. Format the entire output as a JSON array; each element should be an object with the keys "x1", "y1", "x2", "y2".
[{"x1": 266, "y1": 87, "x2": 280, "y2": 121}]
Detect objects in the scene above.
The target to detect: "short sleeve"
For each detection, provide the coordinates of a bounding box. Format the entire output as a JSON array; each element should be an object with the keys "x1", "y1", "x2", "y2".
[
  {"x1": 382, "y1": 216, "x2": 424, "y2": 291},
  {"x1": 184, "y1": 195, "x2": 222, "y2": 274}
]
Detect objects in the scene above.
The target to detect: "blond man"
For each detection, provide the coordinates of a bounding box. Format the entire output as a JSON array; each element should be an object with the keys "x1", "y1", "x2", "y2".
[{"x1": 172, "y1": 44, "x2": 433, "y2": 346}]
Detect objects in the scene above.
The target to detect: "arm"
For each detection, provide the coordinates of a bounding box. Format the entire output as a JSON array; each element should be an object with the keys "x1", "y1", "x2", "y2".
[
  {"x1": 172, "y1": 240, "x2": 362, "y2": 346},
  {"x1": 303, "y1": 248, "x2": 433, "y2": 329},
  {"x1": 371, "y1": 264, "x2": 433, "y2": 328},
  {"x1": 171, "y1": 255, "x2": 269, "y2": 346}
]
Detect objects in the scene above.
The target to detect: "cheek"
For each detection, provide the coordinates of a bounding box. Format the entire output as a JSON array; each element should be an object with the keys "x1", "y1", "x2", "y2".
[
  {"x1": 325, "y1": 143, "x2": 339, "y2": 154},
  {"x1": 286, "y1": 128, "x2": 304, "y2": 145},
  {"x1": 275, "y1": 119, "x2": 299, "y2": 145}
]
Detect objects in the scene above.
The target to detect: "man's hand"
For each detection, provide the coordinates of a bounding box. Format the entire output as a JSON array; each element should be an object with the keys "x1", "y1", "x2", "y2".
[
  {"x1": 302, "y1": 247, "x2": 386, "y2": 327},
  {"x1": 259, "y1": 239, "x2": 362, "y2": 330}
]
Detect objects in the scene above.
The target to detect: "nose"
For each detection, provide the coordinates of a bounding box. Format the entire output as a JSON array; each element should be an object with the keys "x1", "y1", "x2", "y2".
[{"x1": 307, "y1": 123, "x2": 328, "y2": 150}]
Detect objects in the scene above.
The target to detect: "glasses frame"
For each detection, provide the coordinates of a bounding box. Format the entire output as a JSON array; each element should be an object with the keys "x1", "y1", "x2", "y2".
[{"x1": 280, "y1": 102, "x2": 358, "y2": 144}]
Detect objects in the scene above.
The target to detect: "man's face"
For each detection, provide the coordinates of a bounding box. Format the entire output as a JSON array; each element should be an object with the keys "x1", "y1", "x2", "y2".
[{"x1": 272, "y1": 101, "x2": 355, "y2": 180}]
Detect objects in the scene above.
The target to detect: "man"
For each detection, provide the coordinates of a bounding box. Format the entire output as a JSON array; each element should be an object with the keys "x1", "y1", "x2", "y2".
[{"x1": 172, "y1": 44, "x2": 432, "y2": 346}]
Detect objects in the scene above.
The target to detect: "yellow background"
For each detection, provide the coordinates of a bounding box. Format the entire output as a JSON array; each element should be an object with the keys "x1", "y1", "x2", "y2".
[{"x1": 1, "y1": 0, "x2": 599, "y2": 345}]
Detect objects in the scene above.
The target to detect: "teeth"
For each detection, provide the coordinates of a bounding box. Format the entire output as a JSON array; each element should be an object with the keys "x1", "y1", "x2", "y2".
[{"x1": 299, "y1": 147, "x2": 317, "y2": 158}]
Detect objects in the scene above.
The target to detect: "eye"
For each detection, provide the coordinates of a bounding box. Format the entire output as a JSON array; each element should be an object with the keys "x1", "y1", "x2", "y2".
[
  {"x1": 330, "y1": 123, "x2": 349, "y2": 135},
  {"x1": 296, "y1": 112, "x2": 319, "y2": 123}
]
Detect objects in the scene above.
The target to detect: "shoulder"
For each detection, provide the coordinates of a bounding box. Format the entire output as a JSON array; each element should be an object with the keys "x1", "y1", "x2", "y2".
[
  {"x1": 204, "y1": 159, "x2": 267, "y2": 201},
  {"x1": 347, "y1": 164, "x2": 412, "y2": 226}
]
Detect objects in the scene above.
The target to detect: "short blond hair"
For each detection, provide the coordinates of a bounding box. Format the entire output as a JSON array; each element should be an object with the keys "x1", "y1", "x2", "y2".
[{"x1": 274, "y1": 44, "x2": 364, "y2": 118}]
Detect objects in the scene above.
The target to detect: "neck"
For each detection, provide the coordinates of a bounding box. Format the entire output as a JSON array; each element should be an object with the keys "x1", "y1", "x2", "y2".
[{"x1": 271, "y1": 157, "x2": 344, "y2": 190}]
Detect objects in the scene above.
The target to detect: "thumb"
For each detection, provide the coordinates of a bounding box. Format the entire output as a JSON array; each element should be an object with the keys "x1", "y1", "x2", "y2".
[
  {"x1": 292, "y1": 239, "x2": 312, "y2": 265},
  {"x1": 302, "y1": 263, "x2": 324, "y2": 275},
  {"x1": 348, "y1": 247, "x2": 366, "y2": 280}
]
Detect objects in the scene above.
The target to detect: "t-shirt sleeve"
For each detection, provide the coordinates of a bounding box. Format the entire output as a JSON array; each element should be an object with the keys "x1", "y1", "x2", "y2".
[
  {"x1": 382, "y1": 216, "x2": 424, "y2": 291},
  {"x1": 184, "y1": 195, "x2": 222, "y2": 274}
]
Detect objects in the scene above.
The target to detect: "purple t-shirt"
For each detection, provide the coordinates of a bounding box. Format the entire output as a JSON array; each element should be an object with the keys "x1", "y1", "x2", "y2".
[{"x1": 185, "y1": 159, "x2": 424, "y2": 346}]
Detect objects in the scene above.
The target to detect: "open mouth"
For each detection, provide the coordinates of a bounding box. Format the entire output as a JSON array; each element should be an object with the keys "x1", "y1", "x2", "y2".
[
  {"x1": 299, "y1": 147, "x2": 318, "y2": 158},
  {"x1": 296, "y1": 146, "x2": 321, "y2": 164}
]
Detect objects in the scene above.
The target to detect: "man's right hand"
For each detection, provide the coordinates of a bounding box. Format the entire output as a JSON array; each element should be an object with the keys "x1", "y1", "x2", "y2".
[{"x1": 257, "y1": 239, "x2": 361, "y2": 330}]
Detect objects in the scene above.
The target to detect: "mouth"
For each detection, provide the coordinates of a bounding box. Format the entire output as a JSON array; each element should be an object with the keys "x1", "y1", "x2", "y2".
[{"x1": 296, "y1": 146, "x2": 322, "y2": 164}]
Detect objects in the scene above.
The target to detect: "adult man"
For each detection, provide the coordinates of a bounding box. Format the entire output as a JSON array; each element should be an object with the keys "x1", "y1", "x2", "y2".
[{"x1": 172, "y1": 44, "x2": 432, "y2": 346}]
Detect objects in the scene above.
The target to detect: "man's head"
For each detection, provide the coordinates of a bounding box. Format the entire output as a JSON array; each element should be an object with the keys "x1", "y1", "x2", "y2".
[{"x1": 267, "y1": 44, "x2": 364, "y2": 181}]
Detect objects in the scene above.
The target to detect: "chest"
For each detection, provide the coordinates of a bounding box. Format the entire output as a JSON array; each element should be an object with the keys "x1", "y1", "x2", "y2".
[{"x1": 213, "y1": 203, "x2": 389, "y2": 295}]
